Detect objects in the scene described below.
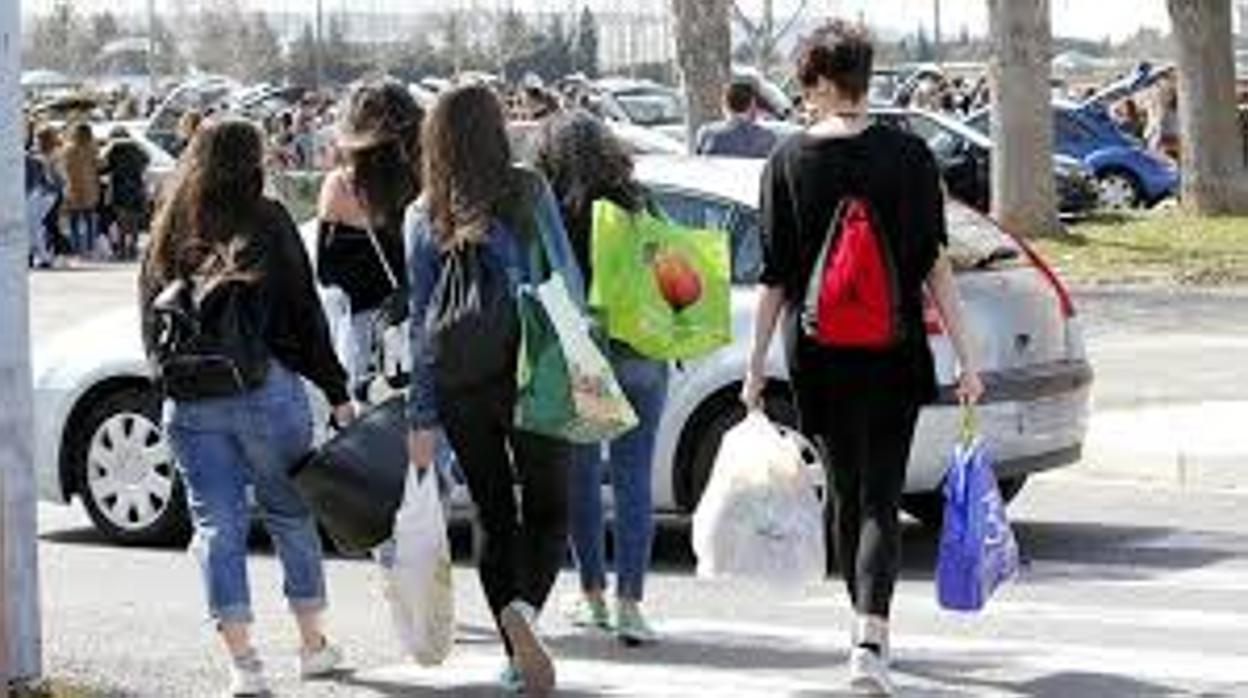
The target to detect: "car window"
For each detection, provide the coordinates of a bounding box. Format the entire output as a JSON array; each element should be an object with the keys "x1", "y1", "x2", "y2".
[
  {"x1": 905, "y1": 114, "x2": 966, "y2": 161},
  {"x1": 1056, "y1": 113, "x2": 1096, "y2": 146},
  {"x1": 649, "y1": 189, "x2": 762, "y2": 285}
]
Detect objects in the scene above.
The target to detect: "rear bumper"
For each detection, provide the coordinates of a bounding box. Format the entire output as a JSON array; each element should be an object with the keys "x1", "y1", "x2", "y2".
[{"x1": 935, "y1": 360, "x2": 1094, "y2": 406}]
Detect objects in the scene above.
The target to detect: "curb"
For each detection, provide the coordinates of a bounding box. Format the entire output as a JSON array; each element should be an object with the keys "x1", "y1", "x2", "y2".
[{"x1": 1058, "y1": 401, "x2": 1248, "y2": 492}]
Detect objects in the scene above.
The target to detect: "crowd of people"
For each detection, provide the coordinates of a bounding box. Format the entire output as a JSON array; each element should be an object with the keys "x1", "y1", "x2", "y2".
[
  {"x1": 136, "y1": 17, "x2": 982, "y2": 698},
  {"x1": 23, "y1": 119, "x2": 152, "y2": 268}
]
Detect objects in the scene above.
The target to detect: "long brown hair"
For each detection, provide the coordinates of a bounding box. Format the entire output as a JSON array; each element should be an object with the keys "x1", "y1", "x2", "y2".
[
  {"x1": 422, "y1": 84, "x2": 514, "y2": 248},
  {"x1": 338, "y1": 80, "x2": 425, "y2": 231},
  {"x1": 147, "y1": 119, "x2": 266, "y2": 282}
]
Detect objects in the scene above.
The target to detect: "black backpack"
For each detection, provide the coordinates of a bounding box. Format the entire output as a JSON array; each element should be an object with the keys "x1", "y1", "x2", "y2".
[
  {"x1": 424, "y1": 230, "x2": 520, "y2": 391},
  {"x1": 151, "y1": 271, "x2": 271, "y2": 401}
]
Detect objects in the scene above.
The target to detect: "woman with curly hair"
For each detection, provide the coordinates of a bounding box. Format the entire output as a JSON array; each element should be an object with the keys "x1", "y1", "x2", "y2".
[{"x1": 535, "y1": 111, "x2": 668, "y2": 646}]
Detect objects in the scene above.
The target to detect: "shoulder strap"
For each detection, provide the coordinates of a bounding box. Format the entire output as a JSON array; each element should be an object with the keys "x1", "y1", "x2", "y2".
[{"x1": 363, "y1": 222, "x2": 402, "y2": 293}]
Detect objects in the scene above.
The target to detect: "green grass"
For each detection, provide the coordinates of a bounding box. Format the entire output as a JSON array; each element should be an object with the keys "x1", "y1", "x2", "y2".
[
  {"x1": 11, "y1": 680, "x2": 106, "y2": 698},
  {"x1": 1034, "y1": 212, "x2": 1248, "y2": 286}
]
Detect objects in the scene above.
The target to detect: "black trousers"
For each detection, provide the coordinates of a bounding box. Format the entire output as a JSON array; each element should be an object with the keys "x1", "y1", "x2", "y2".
[
  {"x1": 797, "y1": 386, "x2": 920, "y2": 618},
  {"x1": 439, "y1": 379, "x2": 570, "y2": 644}
]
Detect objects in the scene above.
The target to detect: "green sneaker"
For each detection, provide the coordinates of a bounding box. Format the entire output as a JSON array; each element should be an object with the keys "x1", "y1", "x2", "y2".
[
  {"x1": 567, "y1": 596, "x2": 612, "y2": 631},
  {"x1": 616, "y1": 601, "x2": 659, "y2": 647}
]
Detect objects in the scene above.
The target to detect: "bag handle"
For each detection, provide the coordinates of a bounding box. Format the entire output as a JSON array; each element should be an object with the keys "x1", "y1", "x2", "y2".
[
  {"x1": 363, "y1": 222, "x2": 402, "y2": 293},
  {"x1": 959, "y1": 398, "x2": 978, "y2": 448}
]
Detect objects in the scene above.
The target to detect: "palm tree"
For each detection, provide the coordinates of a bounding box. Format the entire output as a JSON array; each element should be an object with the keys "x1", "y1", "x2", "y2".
[
  {"x1": 671, "y1": 0, "x2": 732, "y2": 146},
  {"x1": 987, "y1": 0, "x2": 1061, "y2": 237},
  {"x1": 1, "y1": 0, "x2": 43, "y2": 684},
  {"x1": 1167, "y1": 0, "x2": 1248, "y2": 214}
]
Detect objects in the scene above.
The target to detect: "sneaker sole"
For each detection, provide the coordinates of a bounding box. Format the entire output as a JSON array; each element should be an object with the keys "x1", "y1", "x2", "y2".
[
  {"x1": 849, "y1": 675, "x2": 893, "y2": 696},
  {"x1": 500, "y1": 606, "x2": 555, "y2": 698}
]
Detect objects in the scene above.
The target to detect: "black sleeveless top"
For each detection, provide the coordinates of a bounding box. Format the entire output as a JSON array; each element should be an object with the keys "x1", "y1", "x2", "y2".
[{"x1": 316, "y1": 220, "x2": 407, "y2": 313}]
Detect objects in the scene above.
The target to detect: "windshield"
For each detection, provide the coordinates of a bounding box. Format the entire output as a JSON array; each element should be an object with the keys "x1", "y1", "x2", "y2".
[
  {"x1": 614, "y1": 89, "x2": 685, "y2": 127},
  {"x1": 945, "y1": 204, "x2": 1024, "y2": 271}
]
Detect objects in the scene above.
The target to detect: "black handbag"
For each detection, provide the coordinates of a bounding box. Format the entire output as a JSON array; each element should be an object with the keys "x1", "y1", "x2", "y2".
[{"x1": 290, "y1": 396, "x2": 409, "y2": 555}]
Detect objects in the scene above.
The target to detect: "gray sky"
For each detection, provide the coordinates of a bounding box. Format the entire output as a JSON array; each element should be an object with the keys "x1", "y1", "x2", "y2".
[{"x1": 23, "y1": 0, "x2": 1179, "y2": 41}]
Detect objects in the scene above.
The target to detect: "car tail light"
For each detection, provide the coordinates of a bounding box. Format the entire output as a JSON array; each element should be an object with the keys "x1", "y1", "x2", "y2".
[
  {"x1": 922, "y1": 294, "x2": 944, "y2": 335},
  {"x1": 1006, "y1": 232, "x2": 1076, "y2": 318}
]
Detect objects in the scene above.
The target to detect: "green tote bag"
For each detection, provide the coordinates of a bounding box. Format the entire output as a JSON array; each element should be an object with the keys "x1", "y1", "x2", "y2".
[{"x1": 590, "y1": 199, "x2": 731, "y2": 360}]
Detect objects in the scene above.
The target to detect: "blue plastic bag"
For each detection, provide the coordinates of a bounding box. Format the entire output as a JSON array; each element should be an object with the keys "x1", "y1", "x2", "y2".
[{"x1": 936, "y1": 424, "x2": 1021, "y2": 612}]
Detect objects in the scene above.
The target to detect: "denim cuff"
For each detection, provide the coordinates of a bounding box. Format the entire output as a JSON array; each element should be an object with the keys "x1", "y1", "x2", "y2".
[
  {"x1": 211, "y1": 604, "x2": 255, "y2": 625},
  {"x1": 288, "y1": 597, "x2": 328, "y2": 616}
]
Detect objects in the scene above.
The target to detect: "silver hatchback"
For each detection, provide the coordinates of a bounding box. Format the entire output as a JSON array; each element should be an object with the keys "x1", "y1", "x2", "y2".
[{"x1": 632, "y1": 155, "x2": 1092, "y2": 525}]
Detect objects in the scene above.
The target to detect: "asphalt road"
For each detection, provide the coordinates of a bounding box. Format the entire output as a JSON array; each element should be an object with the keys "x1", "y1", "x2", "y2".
[
  {"x1": 34, "y1": 479, "x2": 1248, "y2": 697},
  {"x1": 24, "y1": 265, "x2": 1248, "y2": 696}
]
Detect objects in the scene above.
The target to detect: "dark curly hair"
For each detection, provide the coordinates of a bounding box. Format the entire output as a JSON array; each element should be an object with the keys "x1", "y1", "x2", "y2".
[
  {"x1": 422, "y1": 84, "x2": 514, "y2": 249},
  {"x1": 534, "y1": 110, "x2": 645, "y2": 251},
  {"x1": 796, "y1": 19, "x2": 874, "y2": 101},
  {"x1": 147, "y1": 119, "x2": 266, "y2": 282}
]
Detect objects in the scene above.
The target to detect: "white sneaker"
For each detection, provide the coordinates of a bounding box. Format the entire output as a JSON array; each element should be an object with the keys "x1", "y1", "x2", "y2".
[
  {"x1": 226, "y1": 657, "x2": 269, "y2": 697},
  {"x1": 499, "y1": 601, "x2": 555, "y2": 697},
  {"x1": 849, "y1": 646, "x2": 896, "y2": 696},
  {"x1": 298, "y1": 640, "x2": 345, "y2": 679}
]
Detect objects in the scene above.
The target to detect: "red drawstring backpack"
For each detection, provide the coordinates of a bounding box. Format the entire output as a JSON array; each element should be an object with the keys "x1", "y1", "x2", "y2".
[{"x1": 802, "y1": 197, "x2": 904, "y2": 349}]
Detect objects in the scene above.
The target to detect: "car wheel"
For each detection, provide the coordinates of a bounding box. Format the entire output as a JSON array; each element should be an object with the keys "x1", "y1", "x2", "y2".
[
  {"x1": 1096, "y1": 169, "x2": 1143, "y2": 210},
  {"x1": 901, "y1": 475, "x2": 1029, "y2": 530},
  {"x1": 73, "y1": 387, "x2": 190, "y2": 546},
  {"x1": 685, "y1": 394, "x2": 825, "y2": 514}
]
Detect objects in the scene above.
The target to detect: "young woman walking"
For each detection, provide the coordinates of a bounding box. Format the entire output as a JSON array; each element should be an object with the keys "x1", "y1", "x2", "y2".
[
  {"x1": 534, "y1": 111, "x2": 667, "y2": 645},
  {"x1": 140, "y1": 120, "x2": 354, "y2": 697},
  {"x1": 405, "y1": 85, "x2": 585, "y2": 697},
  {"x1": 60, "y1": 122, "x2": 101, "y2": 257},
  {"x1": 741, "y1": 21, "x2": 983, "y2": 696},
  {"x1": 317, "y1": 79, "x2": 422, "y2": 399}
]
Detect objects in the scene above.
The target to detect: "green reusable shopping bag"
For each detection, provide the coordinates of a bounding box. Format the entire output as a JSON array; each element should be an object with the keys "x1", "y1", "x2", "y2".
[{"x1": 590, "y1": 200, "x2": 731, "y2": 360}]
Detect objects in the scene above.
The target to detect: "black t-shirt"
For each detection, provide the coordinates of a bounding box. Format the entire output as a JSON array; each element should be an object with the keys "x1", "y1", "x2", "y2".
[{"x1": 760, "y1": 124, "x2": 948, "y2": 405}]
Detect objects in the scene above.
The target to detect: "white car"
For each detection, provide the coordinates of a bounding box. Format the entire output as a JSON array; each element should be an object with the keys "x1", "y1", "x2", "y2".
[{"x1": 32, "y1": 156, "x2": 1092, "y2": 545}]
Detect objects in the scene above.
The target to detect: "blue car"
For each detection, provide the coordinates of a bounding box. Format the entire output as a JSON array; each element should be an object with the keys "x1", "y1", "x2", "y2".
[{"x1": 966, "y1": 102, "x2": 1180, "y2": 210}]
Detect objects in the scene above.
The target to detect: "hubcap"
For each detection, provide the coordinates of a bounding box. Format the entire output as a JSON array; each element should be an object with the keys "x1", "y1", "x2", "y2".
[
  {"x1": 86, "y1": 412, "x2": 175, "y2": 532},
  {"x1": 1097, "y1": 175, "x2": 1138, "y2": 210}
]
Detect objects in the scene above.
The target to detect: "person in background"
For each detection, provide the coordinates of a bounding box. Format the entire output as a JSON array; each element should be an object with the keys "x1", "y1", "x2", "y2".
[
  {"x1": 175, "y1": 109, "x2": 205, "y2": 158},
  {"x1": 742, "y1": 21, "x2": 982, "y2": 695},
  {"x1": 1114, "y1": 98, "x2": 1147, "y2": 142},
  {"x1": 59, "y1": 122, "x2": 102, "y2": 258},
  {"x1": 534, "y1": 111, "x2": 668, "y2": 646},
  {"x1": 694, "y1": 78, "x2": 780, "y2": 158},
  {"x1": 317, "y1": 79, "x2": 422, "y2": 401},
  {"x1": 140, "y1": 120, "x2": 354, "y2": 697},
  {"x1": 31, "y1": 124, "x2": 66, "y2": 263},
  {"x1": 406, "y1": 84, "x2": 584, "y2": 697},
  {"x1": 1148, "y1": 80, "x2": 1181, "y2": 163},
  {"x1": 100, "y1": 126, "x2": 151, "y2": 261}
]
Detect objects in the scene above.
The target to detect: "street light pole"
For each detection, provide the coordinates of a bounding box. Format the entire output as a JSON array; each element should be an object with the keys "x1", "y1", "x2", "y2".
[
  {"x1": 1, "y1": 0, "x2": 43, "y2": 687},
  {"x1": 314, "y1": 0, "x2": 324, "y2": 89},
  {"x1": 933, "y1": 0, "x2": 942, "y2": 64}
]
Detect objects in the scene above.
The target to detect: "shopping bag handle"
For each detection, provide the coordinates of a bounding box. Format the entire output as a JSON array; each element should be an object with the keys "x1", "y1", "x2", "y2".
[{"x1": 959, "y1": 397, "x2": 978, "y2": 448}]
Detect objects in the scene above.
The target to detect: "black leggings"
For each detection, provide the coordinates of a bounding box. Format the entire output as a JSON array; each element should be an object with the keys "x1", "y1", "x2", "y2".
[
  {"x1": 438, "y1": 380, "x2": 570, "y2": 644},
  {"x1": 799, "y1": 389, "x2": 920, "y2": 618}
]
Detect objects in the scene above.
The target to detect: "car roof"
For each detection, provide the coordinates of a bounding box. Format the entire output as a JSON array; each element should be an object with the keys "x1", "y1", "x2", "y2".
[{"x1": 634, "y1": 156, "x2": 765, "y2": 207}]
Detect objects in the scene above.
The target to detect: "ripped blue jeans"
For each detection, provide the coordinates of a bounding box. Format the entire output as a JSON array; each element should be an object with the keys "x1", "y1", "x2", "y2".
[{"x1": 165, "y1": 363, "x2": 326, "y2": 624}]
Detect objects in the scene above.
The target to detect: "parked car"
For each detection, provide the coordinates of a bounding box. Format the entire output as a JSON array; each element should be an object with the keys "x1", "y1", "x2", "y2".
[
  {"x1": 32, "y1": 157, "x2": 1092, "y2": 545},
  {"x1": 872, "y1": 108, "x2": 1100, "y2": 217},
  {"x1": 965, "y1": 102, "x2": 1179, "y2": 210},
  {"x1": 593, "y1": 77, "x2": 689, "y2": 145}
]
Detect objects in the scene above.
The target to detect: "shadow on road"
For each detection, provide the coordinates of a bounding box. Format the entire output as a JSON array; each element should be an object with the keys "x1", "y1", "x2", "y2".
[{"x1": 39, "y1": 513, "x2": 1246, "y2": 589}]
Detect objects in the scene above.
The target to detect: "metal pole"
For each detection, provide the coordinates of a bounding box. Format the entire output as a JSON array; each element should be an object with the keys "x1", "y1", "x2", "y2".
[
  {"x1": 314, "y1": 0, "x2": 324, "y2": 89},
  {"x1": 147, "y1": 0, "x2": 157, "y2": 97},
  {"x1": 1, "y1": 0, "x2": 43, "y2": 685},
  {"x1": 933, "y1": 0, "x2": 942, "y2": 65}
]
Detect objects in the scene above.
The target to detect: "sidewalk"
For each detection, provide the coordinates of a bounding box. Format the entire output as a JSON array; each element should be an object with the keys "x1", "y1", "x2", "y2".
[{"x1": 1061, "y1": 400, "x2": 1248, "y2": 492}]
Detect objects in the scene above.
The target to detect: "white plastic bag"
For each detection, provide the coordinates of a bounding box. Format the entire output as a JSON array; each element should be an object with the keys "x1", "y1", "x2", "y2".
[
  {"x1": 384, "y1": 467, "x2": 455, "y2": 666},
  {"x1": 692, "y1": 412, "x2": 826, "y2": 588}
]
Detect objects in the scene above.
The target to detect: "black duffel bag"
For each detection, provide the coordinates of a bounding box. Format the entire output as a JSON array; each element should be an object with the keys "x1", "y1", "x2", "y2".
[{"x1": 290, "y1": 396, "x2": 409, "y2": 555}]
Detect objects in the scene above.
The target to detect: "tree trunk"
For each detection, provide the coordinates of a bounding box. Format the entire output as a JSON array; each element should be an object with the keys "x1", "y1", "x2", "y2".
[
  {"x1": 1167, "y1": 0, "x2": 1248, "y2": 214},
  {"x1": 1, "y1": 0, "x2": 43, "y2": 684},
  {"x1": 987, "y1": 0, "x2": 1062, "y2": 237},
  {"x1": 671, "y1": 0, "x2": 731, "y2": 148}
]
